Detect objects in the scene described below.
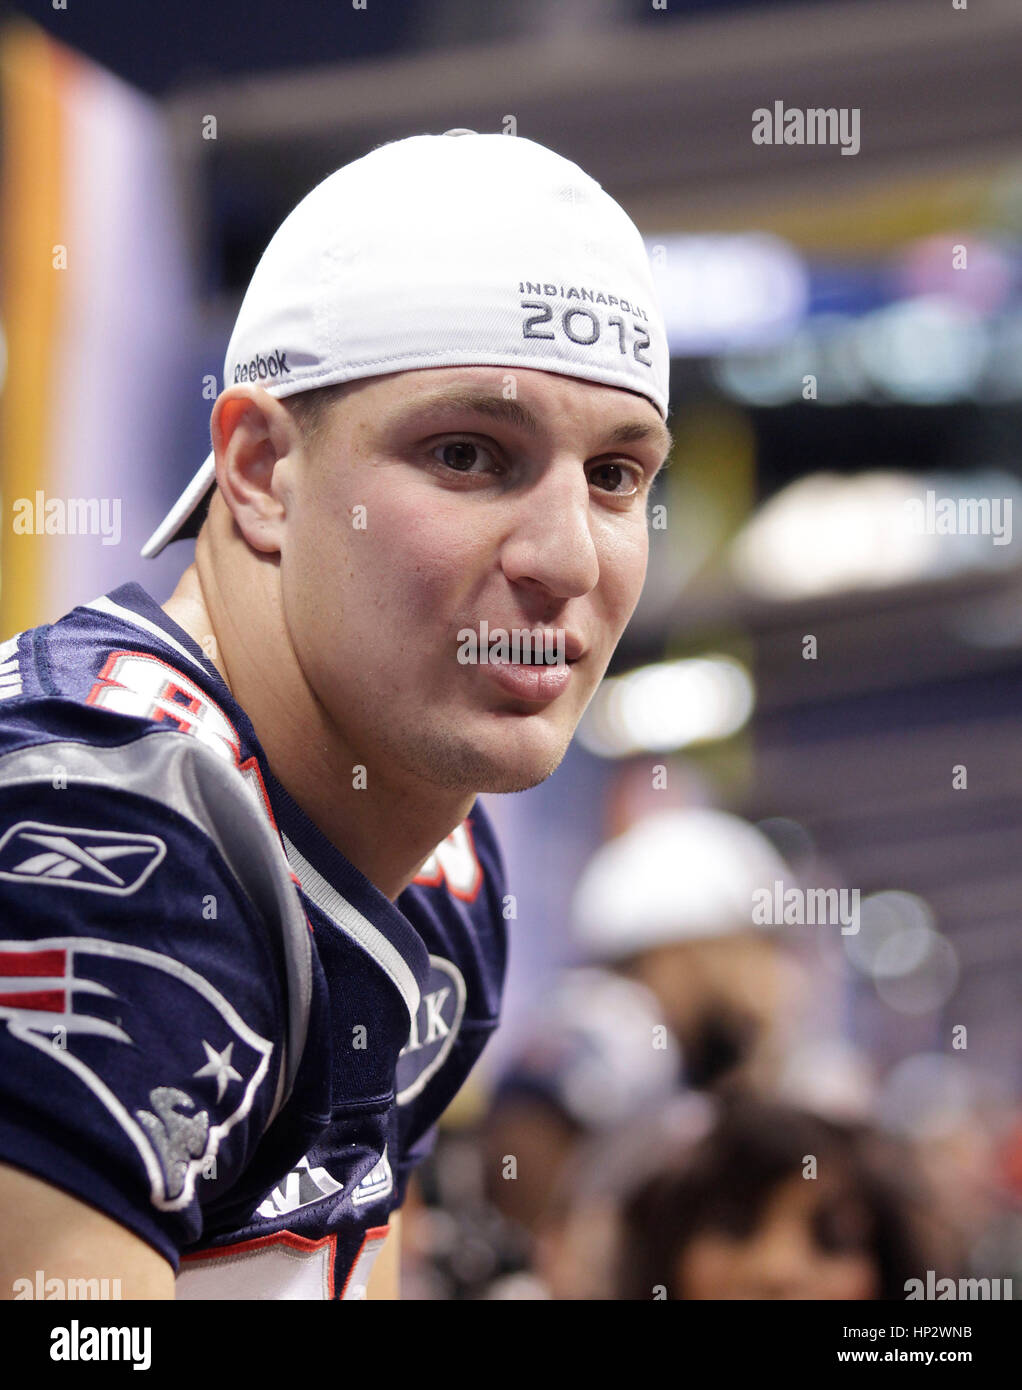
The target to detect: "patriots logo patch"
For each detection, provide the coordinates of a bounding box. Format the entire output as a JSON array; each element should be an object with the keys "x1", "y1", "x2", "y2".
[
  {"x1": 0, "y1": 821, "x2": 165, "y2": 895},
  {"x1": 0, "y1": 937, "x2": 274, "y2": 1210}
]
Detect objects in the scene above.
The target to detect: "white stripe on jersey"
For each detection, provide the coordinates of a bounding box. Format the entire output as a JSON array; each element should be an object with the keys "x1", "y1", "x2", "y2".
[
  {"x1": 85, "y1": 595, "x2": 211, "y2": 679},
  {"x1": 0, "y1": 634, "x2": 23, "y2": 699},
  {"x1": 282, "y1": 833, "x2": 421, "y2": 1027}
]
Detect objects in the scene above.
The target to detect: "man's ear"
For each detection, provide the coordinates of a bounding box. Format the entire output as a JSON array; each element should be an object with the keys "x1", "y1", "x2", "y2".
[{"x1": 210, "y1": 386, "x2": 302, "y2": 554}]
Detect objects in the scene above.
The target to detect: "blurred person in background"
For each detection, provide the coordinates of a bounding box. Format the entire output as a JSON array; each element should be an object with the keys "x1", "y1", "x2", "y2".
[
  {"x1": 604, "y1": 1095, "x2": 939, "y2": 1301},
  {"x1": 393, "y1": 967, "x2": 686, "y2": 1298},
  {"x1": 478, "y1": 966, "x2": 684, "y2": 1263},
  {"x1": 469, "y1": 809, "x2": 810, "y2": 1291},
  {"x1": 571, "y1": 809, "x2": 809, "y2": 1095}
]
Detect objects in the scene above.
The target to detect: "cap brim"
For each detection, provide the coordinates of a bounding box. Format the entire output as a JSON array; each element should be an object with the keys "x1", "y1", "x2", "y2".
[{"x1": 140, "y1": 453, "x2": 216, "y2": 558}]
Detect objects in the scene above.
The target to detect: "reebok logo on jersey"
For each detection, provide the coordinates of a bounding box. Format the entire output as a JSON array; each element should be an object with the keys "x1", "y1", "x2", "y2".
[{"x1": 0, "y1": 822, "x2": 166, "y2": 896}]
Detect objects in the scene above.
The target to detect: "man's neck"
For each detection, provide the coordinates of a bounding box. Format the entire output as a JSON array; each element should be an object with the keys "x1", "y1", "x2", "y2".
[{"x1": 160, "y1": 556, "x2": 473, "y2": 901}]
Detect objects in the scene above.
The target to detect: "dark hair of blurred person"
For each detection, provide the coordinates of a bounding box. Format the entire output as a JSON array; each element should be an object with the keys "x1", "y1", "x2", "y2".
[{"x1": 616, "y1": 1096, "x2": 936, "y2": 1300}]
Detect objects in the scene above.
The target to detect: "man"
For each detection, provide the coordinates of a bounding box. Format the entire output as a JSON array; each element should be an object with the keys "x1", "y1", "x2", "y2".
[{"x1": 0, "y1": 131, "x2": 671, "y2": 1299}]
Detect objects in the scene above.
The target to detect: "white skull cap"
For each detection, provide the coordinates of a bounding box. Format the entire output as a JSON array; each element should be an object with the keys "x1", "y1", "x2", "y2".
[
  {"x1": 141, "y1": 130, "x2": 669, "y2": 557},
  {"x1": 572, "y1": 809, "x2": 792, "y2": 960}
]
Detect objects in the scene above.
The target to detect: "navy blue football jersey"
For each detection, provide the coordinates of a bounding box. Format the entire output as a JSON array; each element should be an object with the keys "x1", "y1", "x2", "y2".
[{"x1": 0, "y1": 582, "x2": 507, "y2": 1298}]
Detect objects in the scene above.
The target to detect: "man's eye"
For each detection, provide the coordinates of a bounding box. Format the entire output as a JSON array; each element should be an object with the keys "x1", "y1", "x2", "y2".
[
  {"x1": 589, "y1": 460, "x2": 640, "y2": 496},
  {"x1": 431, "y1": 440, "x2": 498, "y2": 473}
]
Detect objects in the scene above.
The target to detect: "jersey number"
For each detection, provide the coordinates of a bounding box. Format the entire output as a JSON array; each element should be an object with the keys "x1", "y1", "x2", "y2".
[{"x1": 87, "y1": 651, "x2": 241, "y2": 764}]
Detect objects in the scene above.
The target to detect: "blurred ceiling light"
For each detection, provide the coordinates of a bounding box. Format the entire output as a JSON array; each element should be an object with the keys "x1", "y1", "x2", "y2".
[
  {"x1": 730, "y1": 470, "x2": 1021, "y2": 600},
  {"x1": 795, "y1": 312, "x2": 872, "y2": 406},
  {"x1": 872, "y1": 920, "x2": 938, "y2": 980},
  {"x1": 648, "y1": 233, "x2": 808, "y2": 355},
  {"x1": 713, "y1": 313, "x2": 870, "y2": 407},
  {"x1": 710, "y1": 328, "x2": 813, "y2": 406},
  {"x1": 729, "y1": 472, "x2": 935, "y2": 599},
  {"x1": 876, "y1": 1053, "x2": 972, "y2": 1141},
  {"x1": 897, "y1": 236, "x2": 1013, "y2": 315},
  {"x1": 854, "y1": 295, "x2": 987, "y2": 404},
  {"x1": 845, "y1": 891, "x2": 958, "y2": 1017},
  {"x1": 844, "y1": 891, "x2": 935, "y2": 976},
  {"x1": 578, "y1": 654, "x2": 754, "y2": 758},
  {"x1": 714, "y1": 303, "x2": 1022, "y2": 407},
  {"x1": 873, "y1": 930, "x2": 959, "y2": 1016}
]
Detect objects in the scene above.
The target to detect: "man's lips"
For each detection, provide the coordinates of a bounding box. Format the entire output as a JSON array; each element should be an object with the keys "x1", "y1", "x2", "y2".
[
  {"x1": 460, "y1": 626, "x2": 586, "y2": 703},
  {"x1": 470, "y1": 629, "x2": 587, "y2": 663},
  {"x1": 479, "y1": 657, "x2": 575, "y2": 702}
]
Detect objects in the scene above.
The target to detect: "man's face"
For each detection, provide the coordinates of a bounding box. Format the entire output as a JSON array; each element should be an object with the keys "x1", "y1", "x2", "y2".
[{"x1": 276, "y1": 365, "x2": 671, "y2": 794}]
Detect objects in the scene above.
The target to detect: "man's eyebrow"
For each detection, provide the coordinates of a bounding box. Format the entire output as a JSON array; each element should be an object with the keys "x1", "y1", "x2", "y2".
[
  {"x1": 396, "y1": 387, "x2": 674, "y2": 463},
  {"x1": 608, "y1": 417, "x2": 675, "y2": 463}
]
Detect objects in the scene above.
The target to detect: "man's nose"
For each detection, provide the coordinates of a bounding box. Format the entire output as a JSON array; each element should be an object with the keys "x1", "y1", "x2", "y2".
[{"x1": 498, "y1": 463, "x2": 600, "y2": 600}]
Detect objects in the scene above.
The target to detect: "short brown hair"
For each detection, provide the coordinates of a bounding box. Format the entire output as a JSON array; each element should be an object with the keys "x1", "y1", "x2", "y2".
[
  {"x1": 284, "y1": 381, "x2": 357, "y2": 452},
  {"x1": 193, "y1": 382, "x2": 355, "y2": 536}
]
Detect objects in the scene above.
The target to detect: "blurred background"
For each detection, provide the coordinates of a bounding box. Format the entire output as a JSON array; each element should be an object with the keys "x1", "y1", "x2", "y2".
[{"x1": 2, "y1": 0, "x2": 1021, "y2": 1298}]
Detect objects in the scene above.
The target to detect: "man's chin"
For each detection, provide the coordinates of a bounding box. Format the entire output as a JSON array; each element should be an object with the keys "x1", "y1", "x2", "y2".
[
  {"x1": 412, "y1": 727, "x2": 572, "y2": 795},
  {"x1": 473, "y1": 760, "x2": 564, "y2": 795},
  {"x1": 474, "y1": 716, "x2": 579, "y2": 793},
  {"x1": 456, "y1": 749, "x2": 569, "y2": 795}
]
